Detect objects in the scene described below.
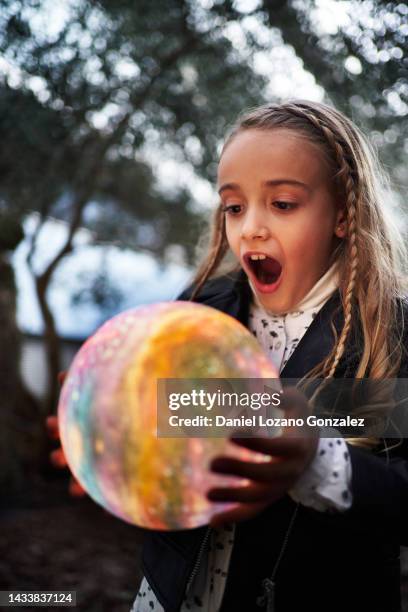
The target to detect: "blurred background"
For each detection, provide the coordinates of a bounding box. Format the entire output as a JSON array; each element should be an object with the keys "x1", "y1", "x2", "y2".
[{"x1": 0, "y1": 0, "x2": 407, "y2": 610}]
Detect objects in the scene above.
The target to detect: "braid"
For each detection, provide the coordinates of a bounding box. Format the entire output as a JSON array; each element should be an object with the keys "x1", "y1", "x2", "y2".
[
  {"x1": 326, "y1": 185, "x2": 358, "y2": 376},
  {"x1": 215, "y1": 99, "x2": 407, "y2": 451},
  {"x1": 192, "y1": 102, "x2": 362, "y2": 375},
  {"x1": 281, "y1": 103, "x2": 360, "y2": 378}
]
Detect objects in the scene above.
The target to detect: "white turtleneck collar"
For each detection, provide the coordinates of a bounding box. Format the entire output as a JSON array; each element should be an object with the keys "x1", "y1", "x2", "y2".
[
  {"x1": 248, "y1": 261, "x2": 340, "y2": 373},
  {"x1": 250, "y1": 260, "x2": 340, "y2": 317}
]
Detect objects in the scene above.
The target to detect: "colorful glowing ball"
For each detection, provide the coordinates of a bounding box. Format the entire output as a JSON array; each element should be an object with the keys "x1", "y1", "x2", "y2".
[{"x1": 58, "y1": 301, "x2": 279, "y2": 530}]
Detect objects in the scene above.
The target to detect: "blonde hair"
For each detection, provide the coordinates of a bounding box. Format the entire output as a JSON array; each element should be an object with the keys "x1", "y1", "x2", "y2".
[{"x1": 189, "y1": 100, "x2": 408, "y2": 448}]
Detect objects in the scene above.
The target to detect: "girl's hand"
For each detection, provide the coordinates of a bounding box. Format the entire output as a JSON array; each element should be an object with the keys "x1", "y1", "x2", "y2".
[
  {"x1": 45, "y1": 371, "x2": 86, "y2": 497},
  {"x1": 206, "y1": 387, "x2": 318, "y2": 527}
]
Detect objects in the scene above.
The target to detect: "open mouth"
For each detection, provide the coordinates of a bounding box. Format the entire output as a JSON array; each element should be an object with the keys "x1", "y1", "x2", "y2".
[{"x1": 244, "y1": 253, "x2": 282, "y2": 286}]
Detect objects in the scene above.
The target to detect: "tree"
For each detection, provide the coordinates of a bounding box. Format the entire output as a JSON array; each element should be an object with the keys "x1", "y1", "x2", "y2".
[
  {"x1": 0, "y1": 0, "x2": 268, "y2": 410},
  {"x1": 0, "y1": 212, "x2": 42, "y2": 493},
  {"x1": 260, "y1": 0, "x2": 408, "y2": 191}
]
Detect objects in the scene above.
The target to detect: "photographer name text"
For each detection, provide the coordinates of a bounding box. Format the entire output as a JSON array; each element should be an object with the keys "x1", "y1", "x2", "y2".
[{"x1": 167, "y1": 415, "x2": 366, "y2": 428}]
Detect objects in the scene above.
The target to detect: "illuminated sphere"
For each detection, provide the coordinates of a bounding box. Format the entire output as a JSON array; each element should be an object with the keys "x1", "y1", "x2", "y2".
[{"x1": 58, "y1": 301, "x2": 279, "y2": 530}]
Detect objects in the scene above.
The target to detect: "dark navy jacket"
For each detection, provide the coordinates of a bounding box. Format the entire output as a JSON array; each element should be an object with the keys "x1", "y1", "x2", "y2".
[{"x1": 141, "y1": 270, "x2": 408, "y2": 612}]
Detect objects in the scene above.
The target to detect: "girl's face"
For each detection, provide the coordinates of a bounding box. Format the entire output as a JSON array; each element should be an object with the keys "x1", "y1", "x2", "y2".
[{"x1": 217, "y1": 128, "x2": 346, "y2": 314}]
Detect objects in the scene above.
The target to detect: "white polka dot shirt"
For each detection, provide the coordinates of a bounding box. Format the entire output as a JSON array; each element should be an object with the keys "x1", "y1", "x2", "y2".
[
  {"x1": 131, "y1": 262, "x2": 353, "y2": 612},
  {"x1": 247, "y1": 261, "x2": 352, "y2": 513}
]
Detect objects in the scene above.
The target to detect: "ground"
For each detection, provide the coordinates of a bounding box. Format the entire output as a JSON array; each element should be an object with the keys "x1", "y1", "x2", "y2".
[
  {"x1": 1, "y1": 480, "x2": 408, "y2": 612},
  {"x1": 0, "y1": 480, "x2": 144, "y2": 612}
]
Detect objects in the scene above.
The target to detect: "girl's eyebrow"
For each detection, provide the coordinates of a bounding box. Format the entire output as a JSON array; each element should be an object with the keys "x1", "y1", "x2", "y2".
[
  {"x1": 218, "y1": 179, "x2": 311, "y2": 195},
  {"x1": 263, "y1": 179, "x2": 311, "y2": 193},
  {"x1": 218, "y1": 182, "x2": 242, "y2": 195}
]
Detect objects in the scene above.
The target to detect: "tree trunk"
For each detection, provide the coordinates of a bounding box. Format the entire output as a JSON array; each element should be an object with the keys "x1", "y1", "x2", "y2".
[
  {"x1": 0, "y1": 255, "x2": 42, "y2": 494},
  {"x1": 35, "y1": 274, "x2": 62, "y2": 415}
]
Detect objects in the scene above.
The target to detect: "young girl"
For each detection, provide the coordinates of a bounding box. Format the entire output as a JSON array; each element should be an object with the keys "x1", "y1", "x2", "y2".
[{"x1": 133, "y1": 100, "x2": 408, "y2": 612}]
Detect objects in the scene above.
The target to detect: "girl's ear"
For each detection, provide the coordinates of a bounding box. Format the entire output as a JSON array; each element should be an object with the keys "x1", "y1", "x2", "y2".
[{"x1": 334, "y1": 207, "x2": 347, "y2": 239}]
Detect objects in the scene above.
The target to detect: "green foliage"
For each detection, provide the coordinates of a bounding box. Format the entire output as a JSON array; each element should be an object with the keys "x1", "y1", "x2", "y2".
[
  {"x1": 1, "y1": 0, "x2": 406, "y2": 266},
  {"x1": 261, "y1": 0, "x2": 408, "y2": 189},
  {"x1": 0, "y1": 0, "x2": 268, "y2": 264},
  {"x1": 0, "y1": 0, "x2": 406, "y2": 297},
  {"x1": 0, "y1": 85, "x2": 74, "y2": 216}
]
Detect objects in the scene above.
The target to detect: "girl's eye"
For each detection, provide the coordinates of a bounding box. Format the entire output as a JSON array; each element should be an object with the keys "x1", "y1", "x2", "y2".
[
  {"x1": 273, "y1": 201, "x2": 296, "y2": 211},
  {"x1": 221, "y1": 204, "x2": 242, "y2": 215}
]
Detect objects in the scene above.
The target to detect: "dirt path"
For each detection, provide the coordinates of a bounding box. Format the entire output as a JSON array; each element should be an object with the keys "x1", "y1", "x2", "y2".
[{"x1": 0, "y1": 483, "x2": 144, "y2": 612}]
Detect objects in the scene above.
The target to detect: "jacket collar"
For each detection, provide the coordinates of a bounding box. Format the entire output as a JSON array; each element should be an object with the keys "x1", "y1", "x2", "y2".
[{"x1": 189, "y1": 268, "x2": 355, "y2": 379}]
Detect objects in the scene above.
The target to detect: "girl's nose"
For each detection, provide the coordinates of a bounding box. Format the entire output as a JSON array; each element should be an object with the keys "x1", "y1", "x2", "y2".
[{"x1": 240, "y1": 215, "x2": 270, "y2": 241}]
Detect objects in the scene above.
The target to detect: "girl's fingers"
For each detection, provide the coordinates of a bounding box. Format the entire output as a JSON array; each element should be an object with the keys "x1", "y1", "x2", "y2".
[
  {"x1": 58, "y1": 371, "x2": 67, "y2": 386},
  {"x1": 50, "y1": 372, "x2": 85, "y2": 499},
  {"x1": 45, "y1": 415, "x2": 60, "y2": 440},
  {"x1": 209, "y1": 502, "x2": 269, "y2": 528},
  {"x1": 207, "y1": 483, "x2": 279, "y2": 504},
  {"x1": 228, "y1": 387, "x2": 315, "y2": 456},
  {"x1": 229, "y1": 434, "x2": 300, "y2": 457},
  {"x1": 279, "y1": 386, "x2": 311, "y2": 418},
  {"x1": 210, "y1": 456, "x2": 294, "y2": 482},
  {"x1": 50, "y1": 447, "x2": 67, "y2": 468},
  {"x1": 68, "y1": 478, "x2": 86, "y2": 497}
]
